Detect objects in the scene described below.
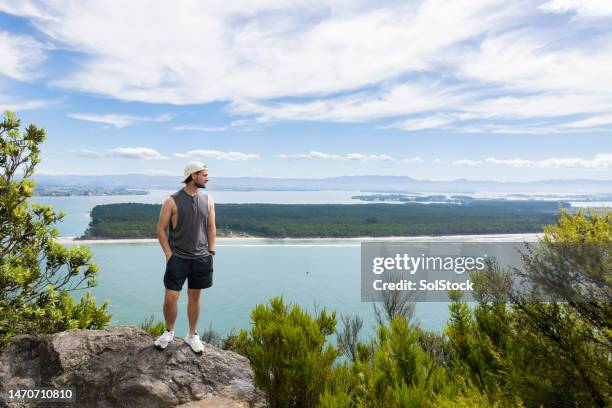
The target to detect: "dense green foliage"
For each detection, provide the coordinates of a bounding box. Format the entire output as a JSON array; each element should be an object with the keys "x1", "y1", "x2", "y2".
[
  {"x1": 237, "y1": 299, "x2": 497, "y2": 408},
  {"x1": 236, "y1": 297, "x2": 338, "y2": 408},
  {"x1": 138, "y1": 314, "x2": 166, "y2": 337},
  {"x1": 447, "y1": 208, "x2": 611, "y2": 407},
  {"x1": 82, "y1": 201, "x2": 562, "y2": 239},
  {"x1": 0, "y1": 111, "x2": 110, "y2": 350},
  {"x1": 237, "y1": 210, "x2": 610, "y2": 407}
]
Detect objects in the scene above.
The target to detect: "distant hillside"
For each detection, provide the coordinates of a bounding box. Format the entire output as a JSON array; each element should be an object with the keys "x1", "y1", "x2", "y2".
[
  {"x1": 81, "y1": 201, "x2": 565, "y2": 239},
  {"x1": 34, "y1": 174, "x2": 612, "y2": 193}
]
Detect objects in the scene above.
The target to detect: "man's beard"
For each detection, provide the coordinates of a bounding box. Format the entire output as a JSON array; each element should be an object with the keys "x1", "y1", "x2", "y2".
[{"x1": 195, "y1": 181, "x2": 206, "y2": 188}]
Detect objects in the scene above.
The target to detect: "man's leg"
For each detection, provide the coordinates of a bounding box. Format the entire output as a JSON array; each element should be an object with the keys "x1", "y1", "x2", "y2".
[
  {"x1": 187, "y1": 288, "x2": 201, "y2": 335},
  {"x1": 163, "y1": 289, "x2": 180, "y2": 331}
]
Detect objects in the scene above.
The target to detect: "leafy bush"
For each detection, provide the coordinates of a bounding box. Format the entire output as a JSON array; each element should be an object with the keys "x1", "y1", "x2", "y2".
[
  {"x1": 138, "y1": 314, "x2": 165, "y2": 337},
  {"x1": 0, "y1": 111, "x2": 110, "y2": 350},
  {"x1": 236, "y1": 297, "x2": 337, "y2": 408},
  {"x1": 447, "y1": 209, "x2": 611, "y2": 407}
]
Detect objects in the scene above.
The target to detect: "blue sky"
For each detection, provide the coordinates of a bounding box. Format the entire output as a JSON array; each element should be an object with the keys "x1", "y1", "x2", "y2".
[{"x1": 1, "y1": 0, "x2": 611, "y2": 181}]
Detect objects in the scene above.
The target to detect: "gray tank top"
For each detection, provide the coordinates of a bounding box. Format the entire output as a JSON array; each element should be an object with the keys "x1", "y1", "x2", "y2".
[{"x1": 168, "y1": 189, "x2": 210, "y2": 259}]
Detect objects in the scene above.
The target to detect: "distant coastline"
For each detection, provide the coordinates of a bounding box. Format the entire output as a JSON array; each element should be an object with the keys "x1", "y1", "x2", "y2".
[
  {"x1": 58, "y1": 233, "x2": 543, "y2": 245},
  {"x1": 34, "y1": 186, "x2": 148, "y2": 197},
  {"x1": 79, "y1": 201, "x2": 561, "y2": 240}
]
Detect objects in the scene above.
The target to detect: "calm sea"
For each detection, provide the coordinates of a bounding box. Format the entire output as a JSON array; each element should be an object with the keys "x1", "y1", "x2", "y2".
[{"x1": 34, "y1": 190, "x2": 541, "y2": 340}]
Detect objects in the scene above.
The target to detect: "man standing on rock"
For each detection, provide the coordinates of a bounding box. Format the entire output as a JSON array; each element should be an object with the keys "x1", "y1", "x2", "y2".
[{"x1": 154, "y1": 161, "x2": 216, "y2": 354}]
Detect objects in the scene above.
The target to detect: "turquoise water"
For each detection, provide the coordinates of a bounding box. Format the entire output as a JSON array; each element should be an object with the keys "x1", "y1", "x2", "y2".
[
  {"x1": 67, "y1": 239, "x2": 453, "y2": 339},
  {"x1": 36, "y1": 191, "x2": 536, "y2": 341}
]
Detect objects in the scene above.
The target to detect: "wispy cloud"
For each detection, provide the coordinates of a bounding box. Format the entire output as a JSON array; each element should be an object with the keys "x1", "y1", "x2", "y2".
[
  {"x1": 400, "y1": 157, "x2": 424, "y2": 164},
  {"x1": 452, "y1": 159, "x2": 483, "y2": 167},
  {"x1": 173, "y1": 118, "x2": 262, "y2": 132},
  {"x1": 67, "y1": 113, "x2": 173, "y2": 128},
  {"x1": 107, "y1": 147, "x2": 167, "y2": 160},
  {"x1": 71, "y1": 147, "x2": 167, "y2": 160},
  {"x1": 539, "y1": 0, "x2": 612, "y2": 17},
  {"x1": 173, "y1": 125, "x2": 230, "y2": 132},
  {"x1": 5, "y1": 0, "x2": 518, "y2": 104},
  {"x1": 2, "y1": 1, "x2": 612, "y2": 135},
  {"x1": 174, "y1": 150, "x2": 260, "y2": 161},
  {"x1": 452, "y1": 154, "x2": 612, "y2": 169},
  {"x1": 388, "y1": 114, "x2": 459, "y2": 132},
  {"x1": 69, "y1": 149, "x2": 104, "y2": 158},
  {"x1": 230, "y1": 82, "x2": 472, "y2": 123},
  {"x1": 485, "y1": 154, "x2": 612, "y2": 169},
  {"x1": 0, "y1": 30, "x2": 46, "y2": 81},
  {"x1": 0, "y1": 96, "x2": 55, "y2": 112},
  {"x1": 280, "y1": 151, "x2": 393, "y2": 161}
]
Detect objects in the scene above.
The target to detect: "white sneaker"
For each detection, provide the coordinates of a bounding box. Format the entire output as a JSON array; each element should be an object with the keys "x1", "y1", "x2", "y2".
[
  {"x1": 154, "y1": 330, "x2": 174, "y2": 349},
  {"x1": 185, "y1": 333, "x2": 204, "y2": 354}
]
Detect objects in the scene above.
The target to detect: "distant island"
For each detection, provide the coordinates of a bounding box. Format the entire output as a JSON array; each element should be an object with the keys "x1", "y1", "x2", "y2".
[
  {"x1": 79, "y1": 201, "x2": 567, "y2": 239},
  {"x1": 35, "y1": 186, "x2": 149, "y2": 197},
  {"x1": 352, "y1": 193, "x2": 475, "y2": 204}
]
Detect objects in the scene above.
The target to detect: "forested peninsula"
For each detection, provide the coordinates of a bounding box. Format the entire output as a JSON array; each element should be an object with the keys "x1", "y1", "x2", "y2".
[{"x1": 80, "y1": 201, "x2": 566, "y2": 239}]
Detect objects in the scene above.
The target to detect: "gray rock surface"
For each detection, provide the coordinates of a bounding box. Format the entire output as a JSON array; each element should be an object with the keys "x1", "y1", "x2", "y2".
[{"x1": 0, "y1": 326, "x2": 265, "y2": 407}]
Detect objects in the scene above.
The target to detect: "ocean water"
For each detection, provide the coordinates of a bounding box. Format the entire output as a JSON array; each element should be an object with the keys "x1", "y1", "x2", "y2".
[
  {"x1": 34, "y1": 190, "x2": 541, "y2": 341},
  {"x1": 68, "y1": 240, "x2": 390, "y2": 338},
  {"x1": 64, "y1": 235, "x2": 539, "y2": 341}
]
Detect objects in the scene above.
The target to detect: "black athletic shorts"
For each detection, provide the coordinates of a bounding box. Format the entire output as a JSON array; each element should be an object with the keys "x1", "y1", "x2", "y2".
[{"x1": 163, "y1": 254, "x2": 213, "y2": 291}]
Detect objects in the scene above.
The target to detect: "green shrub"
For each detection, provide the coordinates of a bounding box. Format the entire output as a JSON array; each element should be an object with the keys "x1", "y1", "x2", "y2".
[
  {"x1": 0, "y1": 111, "x2": 110, "y2": 350},
  {"x1": 236, "y1": 297, "x2": 337, "y2": 408},
  {"x1": 138, "y1": 314, "x2": 165, "y2": 337},
  {"x1": 447, "y1": 209, "x2": 611, "y2": 407}
]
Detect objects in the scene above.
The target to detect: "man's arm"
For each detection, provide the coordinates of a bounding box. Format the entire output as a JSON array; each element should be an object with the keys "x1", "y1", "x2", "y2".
[
  {"x1": 207, "y1": 196, "x2": 216, "y2": 255},
  {"x1": 157, "y1": 197, "x2": 174, "y2": 261}
]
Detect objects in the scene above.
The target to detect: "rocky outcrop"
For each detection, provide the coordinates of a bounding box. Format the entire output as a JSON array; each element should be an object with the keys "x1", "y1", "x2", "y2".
[{"x1": 0, "y1": 326, "x2": 265, "y2": 407}]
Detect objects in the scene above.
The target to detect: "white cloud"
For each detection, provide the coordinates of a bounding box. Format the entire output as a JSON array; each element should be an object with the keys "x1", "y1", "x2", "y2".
[
  {"x1": 457, "y1": 30, "x2": 612, "y2": 95},
  {"x1": 388, "y1": 92, "x2": 612, "y2": 133},
  {"x1": 67, "y1": 112, "x2": 173, "y2": 128},
  {"x1": 280, "y1": 151, "x2": 393, "y2": 161},
  {"x1": 2, "y1": 0, "x2": 612, "y2": 135},
  {"x1": 0, "y1": 0, "x2": 50, "y2": 19},
  {"x1": 174, "y1": 150, "x2": 260, "y2": 161},
  {"x1": 107, "y1": 147, "x2": 167, "y2": 160},
  {"x1": 0, "y1": 0, "x2": 524, "y2": 104},
  {"x1": 230, "y1": 82, "x2": 470, "y2": 122},
  {"x1": 345, "y1": 153, "x2": 393, "y2": 161},
  {"x1": 539, "y1": 0, "x2": 612, "y2": 17},
  {"x1": 450, "y1": 154, "x2": 612, "y2": 168},
  {"x1": 71, "y1": 147, "x2": 167, "y2": 159},
  {"x1": 0, "y1": 31, "x2": 45, "y2": 80},
  {"x1": 0, "y1": 96, "x2": 54, "y2": 111},
  {"x1": 389, "y1": 114, "x2": 458, "y2": 131},
  {"x1": 173, "y1": 125, "x2": 230, "y2": 132},
  {"x1": 562, "y1": 114, "x2": 612, "y2": 129},
  {"x1": 452, "y1": 159, "x2": 483, "y2": 166},
  {"x1": 69, "y1": 149, "x2": 104, "y2": 158},
  {"x1": 173, "y1": 118, "x2": 262, "y2": 132},
  {"x1": 484, "y1": 154, "x2": 612, "y2": 169},
  {"x1": 400, "y1": 157, "x2": 424, "y2": 163}
]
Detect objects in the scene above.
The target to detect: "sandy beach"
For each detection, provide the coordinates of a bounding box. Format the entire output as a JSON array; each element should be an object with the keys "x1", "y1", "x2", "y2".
[{"x1": 56, "y1": 233, "x2": 543, "y2": 244}]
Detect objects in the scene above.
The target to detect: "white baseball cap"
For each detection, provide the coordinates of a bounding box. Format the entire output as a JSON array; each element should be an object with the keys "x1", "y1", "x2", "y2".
[{"x1": 182, "y1": 161, "x2": 207, "y2": 183}]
